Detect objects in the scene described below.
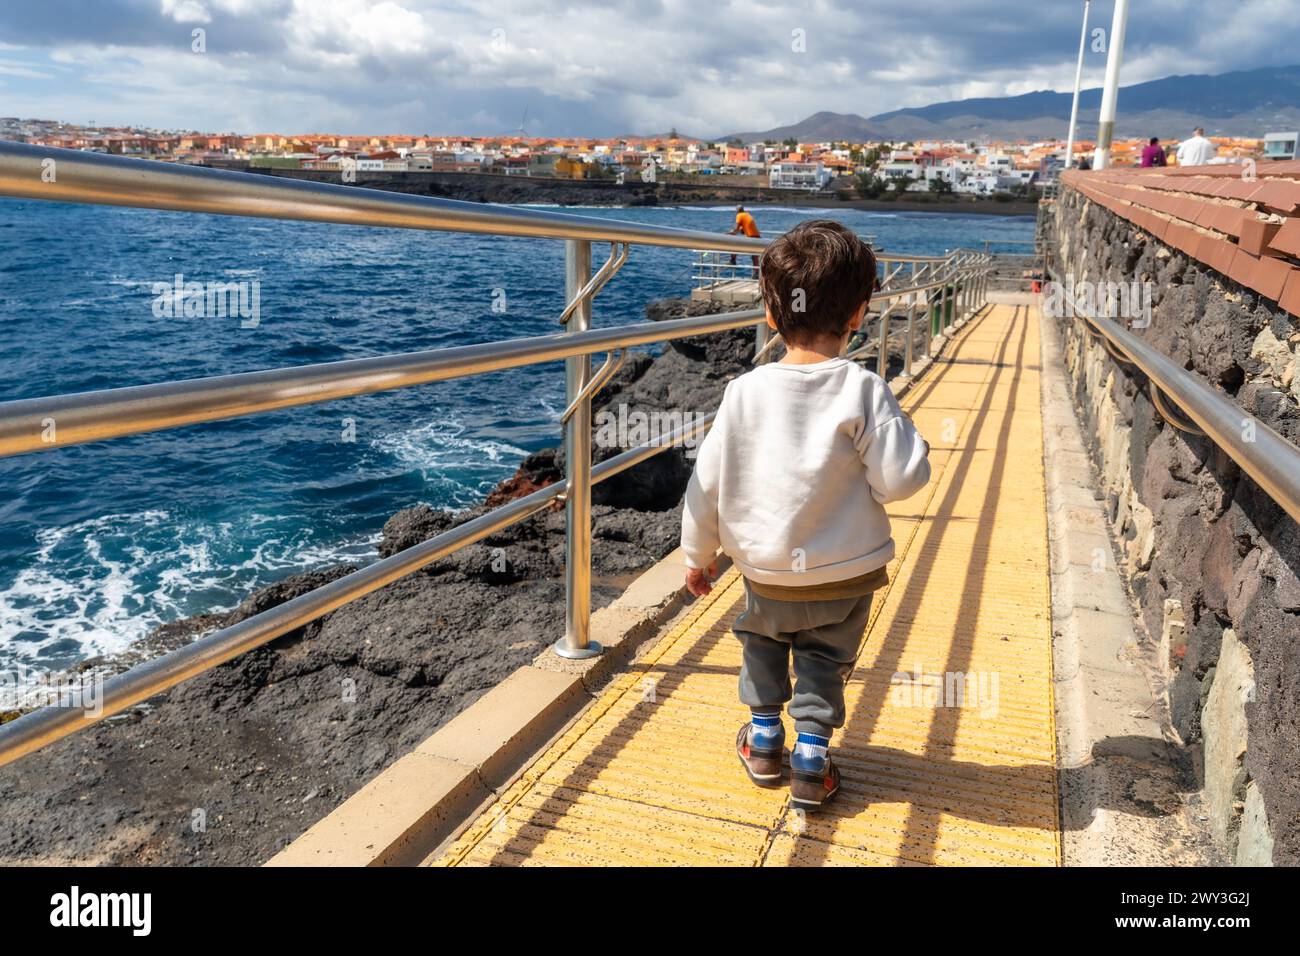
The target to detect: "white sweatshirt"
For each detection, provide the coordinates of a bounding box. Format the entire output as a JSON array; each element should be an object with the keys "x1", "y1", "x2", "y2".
[{"x1": 681, "y1": 356, "x2": 931, "y2": 587}]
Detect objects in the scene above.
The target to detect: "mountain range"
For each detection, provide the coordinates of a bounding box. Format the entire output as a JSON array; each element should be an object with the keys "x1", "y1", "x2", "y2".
[{"x1": 715, "y1": 64, "x2": 1300, "y2": 143}]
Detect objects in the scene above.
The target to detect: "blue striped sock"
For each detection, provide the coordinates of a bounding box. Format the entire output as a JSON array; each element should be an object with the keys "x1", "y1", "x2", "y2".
[
  {"x1": 750, "y1": 710, "x2": 783, "y2": 746},
  {"x1": 792, "y1": 732, "x2": 830, "y2": 770}
]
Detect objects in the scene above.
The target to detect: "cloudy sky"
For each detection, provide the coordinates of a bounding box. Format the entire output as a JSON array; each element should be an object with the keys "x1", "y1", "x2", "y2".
[{"x1": 0, "y1": 0, "x2": 1297, "y2": 137}]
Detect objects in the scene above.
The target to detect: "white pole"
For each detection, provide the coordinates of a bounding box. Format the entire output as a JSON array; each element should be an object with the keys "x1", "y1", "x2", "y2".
[
  {"x1": 1064, "y1": 1, "x2": 1091, "y2": 171},
  {"x1": 1094, "y1": 0, "x2": 1130, "y2": 170}
]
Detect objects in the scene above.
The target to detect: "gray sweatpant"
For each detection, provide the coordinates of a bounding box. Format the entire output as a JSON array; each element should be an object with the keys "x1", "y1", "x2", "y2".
[{"x1": 732, "y1": 579, "x2": 873, "y2": 738}]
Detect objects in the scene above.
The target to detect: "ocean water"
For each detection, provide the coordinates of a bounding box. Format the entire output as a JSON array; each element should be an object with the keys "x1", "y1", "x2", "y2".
[{"x1": 0, "y1": 199, "x2": 1033, "y2": 670}]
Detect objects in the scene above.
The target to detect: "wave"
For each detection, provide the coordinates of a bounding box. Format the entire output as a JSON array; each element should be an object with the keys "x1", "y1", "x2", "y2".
[
  {"x1": 678, "y1": 205, "x2": 839, "y2": 215},
  {"x1": 371, "y1": 418, "x2": 528, "y2": 509},
  {"x1": 502, "y1": 202, "x2": 629, "y2": 210},
  {"x1": 0, "y1": 509, "x2": 380, "y2": 671}
]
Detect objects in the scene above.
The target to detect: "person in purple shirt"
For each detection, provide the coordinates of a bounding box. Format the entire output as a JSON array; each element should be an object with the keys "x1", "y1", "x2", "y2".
[{"x1": 1140, "y1": 137, "x2": 1167, "y2": 168}]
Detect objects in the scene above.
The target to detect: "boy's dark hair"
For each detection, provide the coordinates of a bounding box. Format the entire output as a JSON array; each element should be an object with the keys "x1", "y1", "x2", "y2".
[{"x1": 759, "y1": 219, "x2": 876, "y2": 346}]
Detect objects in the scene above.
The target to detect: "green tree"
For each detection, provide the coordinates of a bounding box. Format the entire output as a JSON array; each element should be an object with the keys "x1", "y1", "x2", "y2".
[
  {"x1": 855, "y1": 173, "x2": 886, "y2": 198},
  {"x1": 929, "y1": 176, "x2": 953, "y2": 195}
]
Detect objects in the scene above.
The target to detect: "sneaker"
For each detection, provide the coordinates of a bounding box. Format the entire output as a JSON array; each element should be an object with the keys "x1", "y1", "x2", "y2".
[
  {"x1": 736, "y1": 722, "x2": 784, "y2": 787},
  {"x1": 790, "y1": 756, "x2": 841, "y2": 810}
]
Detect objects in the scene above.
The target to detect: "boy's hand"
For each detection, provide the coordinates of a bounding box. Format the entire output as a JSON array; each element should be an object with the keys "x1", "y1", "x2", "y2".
[{"x1": 685, "y1": 562, "x2": 717, "y2": 597}]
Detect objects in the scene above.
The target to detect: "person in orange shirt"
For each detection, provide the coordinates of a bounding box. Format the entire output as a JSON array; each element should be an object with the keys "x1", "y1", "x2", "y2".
[{"x1": 728, "y1": 204, "x2": 761, "y2": 273}]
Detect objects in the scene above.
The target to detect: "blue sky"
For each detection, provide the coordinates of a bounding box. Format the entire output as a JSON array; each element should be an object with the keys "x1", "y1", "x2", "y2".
[{"x1": 0, "y1": 0, "x2": 1297, "y2": 137}]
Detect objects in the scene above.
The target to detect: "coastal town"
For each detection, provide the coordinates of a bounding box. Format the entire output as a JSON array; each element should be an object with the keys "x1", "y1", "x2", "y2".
[{"x1": 0, "y1": 116, "x2": 1282, "y2": 200}]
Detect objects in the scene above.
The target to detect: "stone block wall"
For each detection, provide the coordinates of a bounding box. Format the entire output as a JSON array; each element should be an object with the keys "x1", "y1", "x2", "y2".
[{"x1": 1049, "y1": 185, "x2": 1299, "y2": 865}]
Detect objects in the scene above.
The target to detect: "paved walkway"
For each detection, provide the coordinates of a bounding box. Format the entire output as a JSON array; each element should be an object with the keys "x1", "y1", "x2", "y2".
[{"x1": 433, "y1": 303, "x2": 1059, "y2": 866}]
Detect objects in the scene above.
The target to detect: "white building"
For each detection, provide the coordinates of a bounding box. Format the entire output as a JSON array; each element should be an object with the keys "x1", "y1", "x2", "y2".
[
  {"x1": 769, "y1": 161, "x2": 829, "y2": 190},
  {"x1": 880, "y1": 158, "x2": 924, "y2": 186},
  {"x1": 1264, "y1": 131, "x2": 1298, "y2": 161},
  {"x1": 954, "y1": 171, "x2": 1000, "y2": 195}
]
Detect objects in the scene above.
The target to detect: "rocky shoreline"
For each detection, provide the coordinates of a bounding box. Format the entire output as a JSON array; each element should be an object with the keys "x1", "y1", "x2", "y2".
[
  {"x1": 245, "y1": 166, "x2": 1038, "y2": 216},
  {"x1": 0, "y1": 296, "x2": 753, "y2": 866}
]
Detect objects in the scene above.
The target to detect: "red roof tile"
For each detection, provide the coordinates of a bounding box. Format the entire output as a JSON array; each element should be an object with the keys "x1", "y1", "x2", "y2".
[
  {"x1": 1280, "y1": 269, "x2": 1300, "y2": 316},
  {"x1": 1209, "y1": 204, "x2": 1247, "y2": 237},
  {"x1": 1195, "y1": 233, "x2": 1235, "y2": 273},
  {"x1": 1247, "y1": 179, "x2": 1300, "y2": 214},
  {"x1": 1212, "y1": 179, "x2": 1260, "y2": 202},
  {"x1": 1239, "y1": 217, "x2": 1282, "y2": 257},
  {"x1": 1247, "y1": 255, "x2": 1295, "y2": 302},
  {"x1": 1268, "y1": 217, "x2": 1300, "y2": 258},
  {"x1": 1230, "y1": 248, "x2": 1260, "y2": 285},
  {"x1": 1210, "y1": 238, "x2": 1239, "y2": 275}
]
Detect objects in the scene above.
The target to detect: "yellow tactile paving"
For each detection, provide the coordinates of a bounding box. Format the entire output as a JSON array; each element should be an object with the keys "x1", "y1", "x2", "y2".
[{"x1": 432, "y1": 303, "x2": 1058, "y2": 867}]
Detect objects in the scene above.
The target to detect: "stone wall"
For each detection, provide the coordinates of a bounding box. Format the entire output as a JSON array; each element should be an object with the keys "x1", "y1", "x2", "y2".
[{"x1": 1048, "y1": 185, "x2": 1300, "y2": 866}]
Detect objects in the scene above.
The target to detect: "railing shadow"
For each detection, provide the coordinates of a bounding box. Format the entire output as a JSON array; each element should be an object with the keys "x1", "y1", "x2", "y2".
[
  {"x1": 782, "y1": 303, "x2": 1036, "y2": 866},
  {"x1": 476, "y1": 302, "x2": 1083, "y2": 867},
  {"x1": 479, "y1": 598, "x2": 742, "y2": 865}
]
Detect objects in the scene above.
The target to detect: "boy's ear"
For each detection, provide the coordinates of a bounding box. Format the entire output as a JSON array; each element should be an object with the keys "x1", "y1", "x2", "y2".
[
  {"x1": 850, "y1": 299, "x2": 869, "y2": 332},
  {"x1": 765, "y1": 306, "x2": 778, "y2": 331}
]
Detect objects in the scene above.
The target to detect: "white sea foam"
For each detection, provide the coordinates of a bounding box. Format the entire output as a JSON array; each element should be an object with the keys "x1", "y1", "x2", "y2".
[
  {"x1": 0, "y1": 509, "x2": 380, "y2": 669},
  {"x1": 537, "y1": 397, "x2": 562, "y2": 422},
  {"x1": 371, "y1": 418, "x2": 529, "y2": 508},
  {"x1": 683, "y1": 205, "x2": 834, "y2": 215}
]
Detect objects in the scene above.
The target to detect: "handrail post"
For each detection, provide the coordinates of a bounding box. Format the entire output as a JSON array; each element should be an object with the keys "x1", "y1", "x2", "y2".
[
  {"x1": 903, "y1": 294, "x2": 916, "y2": 377},
  {"x1": 555, "y1": 239, "x2": 601, "y2": 659},
  {"x1": 938, "y1": 275, "x2": 949, "y2": 333},
  {"x1": 755, "y1": 321, "x2": 771, "y2": 365},
  {"x1": 946, "y1": 257, "x2": 956, "y2": 329},
  {"x1": 952, "y1": 255, "x2": 962, "y2": 327},
  {"x1": 962, "y1": 260, "x2": 972, "y2": 318},
  {"x1": 953, "y1": 263, "x2": 962, "y2": 323},
  {"x1": 876, "y1": 305, "x2": 891, "y2": 377},
  {"x1": 956, "y1": 260, "x2": 967, "y2": 323},
  {"x1": 922, "y1": 287, "x2": 932, "y2": 358}
]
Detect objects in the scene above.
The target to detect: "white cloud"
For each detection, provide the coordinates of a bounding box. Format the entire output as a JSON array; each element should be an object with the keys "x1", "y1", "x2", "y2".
[
  {"x1": 0, "y1": 0, "x2": 1295, "y2": 135},
  {"x1": 161, "y1": 0, "x2": 213, "y2": 24}
]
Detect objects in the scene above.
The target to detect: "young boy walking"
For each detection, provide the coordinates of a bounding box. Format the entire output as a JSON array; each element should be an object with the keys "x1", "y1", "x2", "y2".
[{"x1": 680, "y1": 220, "x2": 931, "y2": 810}]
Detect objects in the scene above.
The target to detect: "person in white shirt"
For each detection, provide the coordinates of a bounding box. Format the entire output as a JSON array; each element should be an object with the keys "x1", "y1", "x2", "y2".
[
  {"x1": 680, "y1": 220, "x2": 931, "y2": 810},
  {"x1": 1176, "y1": 128, "x2": 1216, "y2": 167}
]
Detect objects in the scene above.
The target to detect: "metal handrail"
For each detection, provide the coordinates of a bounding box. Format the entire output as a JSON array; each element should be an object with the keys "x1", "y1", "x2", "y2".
[
  {"x1": 0, "y1": 142, "x2": 766, "y2": 255},
  {"x1": 1044, "y1": 263, "x2": 1300, "y2": 524},
  {"x1": 689, "y1": 244, "x2": 951, "y2": 292},
  {"x1": 0, "y1": 140, "x2": 994, "y2": 766},
  {"x1": 0, "y1": 308, "x2": 762, "y2": 458}
]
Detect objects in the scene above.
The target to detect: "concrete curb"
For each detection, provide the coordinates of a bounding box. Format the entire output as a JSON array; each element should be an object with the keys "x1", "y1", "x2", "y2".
[
  {"x1": 265, "y1": 547, "x2": 703, "y2": 867},
  {"x1": 1038, "y1": 303, "x2": 1218, "y2": 866}
]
